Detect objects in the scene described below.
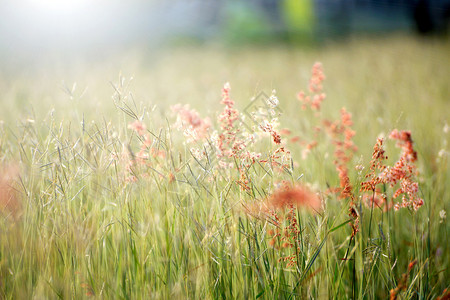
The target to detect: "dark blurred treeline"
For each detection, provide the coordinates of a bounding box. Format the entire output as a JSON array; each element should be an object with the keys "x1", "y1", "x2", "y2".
[
  {"x1": 0, "y1": 0, "x2": 449, "y2": 58},
  {"x1": 192, "y1": 0, "x2": 450, "y2": 43}
]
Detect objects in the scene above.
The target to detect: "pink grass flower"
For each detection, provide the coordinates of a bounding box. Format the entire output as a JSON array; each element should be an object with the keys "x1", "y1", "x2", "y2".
[
  {"x1": 267, "y1": 184, "x2": 321, "y2": 213},
  {"x1": 298, "y1": 63, "x2": 327, "y2": 111},
  {"x1": 128, "y1": 120, "x2": 147, "y2": 136},
  {"x1": 309, "y1": 62, "x2": 326, "y2": 93},
  {"x1": 362, "y1": 190, "x2": 392, "y2": 211},
  {"x1": 362, "y1": 130, "x2": 423, "y2": 211},
  {"x1": 0, "y1": 164, "x2": 21, "y2": 220},
  {"x1": 171, "y1": 104, "x2": 211, "y2": 142}
]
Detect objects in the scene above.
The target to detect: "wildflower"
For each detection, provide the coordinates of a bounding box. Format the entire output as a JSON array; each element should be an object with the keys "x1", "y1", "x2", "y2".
[
  {"x1": 311, "y1": 93, "x2": 326, "y2": 110},
  {"x1": 128, "y1": 120, "x2": 147, "y2": 136},
  {"x1": 268, "y1": 90, "x2": 279, "y2": 108},
  {"x1": 437, "y1": 288, "x2": 449, "y2": 300},
  {"x1": 171, "y1": 104, "x2": 211, "y2": 142},
  {"x1": 362, "y1": 131, "x2": 423, "y2": 211},
  {"x1": 259, "y1": 146, "x2": 292, "y2": 171},
  {"x1": 407, "y1": 260, "x2": 417, "y2": 272},
  {"x1": 167, "y1": 172, "x2": 175, "y2": 183},
  {"x1": 216, "y1": 82, "x2": 242, "y2": 159},
  {"x1": 324, "y1": 108, "x2": 358, "y2": 200},
  {"x1": 307, "y1": 141, "x2": 318, "y2": 150},
  {"x1": 0, "y1": 164, "x2": 21, "y2": 220},
  {"x1": 248, "y1": 184, "x2": 320, "y2": 269},
  {"x1": 259, "y1": 119, "x2": 282, "y2": 145},
  {"x1": 387, "y1": 131, "x2": 422, "y2": 210},
  {"x1": 309, "y1": 62, "x2": 326, "y2": 93},
  {"x1": 361, "y1": 138, "x2": 388, "y2": 192},
  {"x1": 297, "y1": 91, "x2": 305, "y2": 101},
  {"x1": 297, "y1": 63, "x2": 359, "y2": 236},
  {"x1": 279, "y1": 128, "x2": 291, "y2": 136},
  {"x1": 362, "y1": 191, "x2": 392, "y2": 211},
  {"x1": 389, "y1": 129, "x2": 417, "y2": 162},
  {"x1": 390, "y1": 260, "x2": 417, "y2": 300},
  {"x1": 213, "y1": 83, "x2": 264, "y2": 191},
  {"x1": 290, "y1": 136, "x2": 300, "y2": 143},
  {"x1": 267, "y1": 184, "x2": 321, "y2": 212},
  {"x1": 298, "y1": 63, "x2": 327, "y2": 111}
]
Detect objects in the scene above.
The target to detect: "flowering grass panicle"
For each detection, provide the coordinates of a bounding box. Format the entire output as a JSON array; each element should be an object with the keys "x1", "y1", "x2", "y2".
[
  {"x1": 171, "y1": 104, "x2": 211, "y2": 143},
  {"x1": 362, "y1": 130, "x2": 423, "y2": 211},
  {"x1": 267, "y1": 183, "x2": 321, "y2": 212},
  {"x1": 216, "y1": 82, "x2": 245, "y2": 160},
  {"x1": 294, "y1": 63, "x2": 328, "y2": 162},
  {"x1": 323, "y1": 108, "x2": 358, "y2": 202},
  {"x1": 389, "y1": 260, "x2": 417, "y2": 300},
  {"x1": 297, "y1": 62, "x2": 327, "y2": 111},
  {"x1": 125, "y1": 120, "x2": 168, "y2": 183},
  {"x1": 258, "y1": 118, "x2": 293, "y2": 171},
  {"x1": 296, "y1": 63, "x2": 360, "y2": 237},
  {"x1": 389, "y1": 129, "x2": 417, "y2": 162},
  {"x1": 0, "y1": 164, "x2": 21, "y2": 220},
  {"x1": 325, "y1": 108, "x2": 359, "y2": 236},
  {"x1": 260, "y1": 183, "x2": 321, "y2": 268},
  {"x1": 213, "y1": 83, "x2": 265, "y2": 189},
  {"x1": 436, "y1": 288, "x2": 450, "y2": 300},
  {"x1": 243, "y1": 182, "x2": 320, "y2": 225},
  {"x1": 361, "y1": 137, "x2": 388, "y2": 192},
  {"x1": 128, "y1": 120, "x2": 147, "y2": 136},
  {"x1": 259, "y1": 119, "x2": 282, "y2": 145},
  {"x1": 362, "y1": 190, "x2": 392, "y2": 211}
]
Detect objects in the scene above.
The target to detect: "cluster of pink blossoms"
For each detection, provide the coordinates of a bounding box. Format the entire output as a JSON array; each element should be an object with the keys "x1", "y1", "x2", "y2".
[
  {"x1": 361, "y1": 130, "x2": 423, "y2": 211},
  {"x1": 171, "y1": 104, "x2": 211, "y2": 143},
  {"x1": 125, "y1": 120, "x2": 166, "y2": 183},
  {"x1": 384, "y1": 130, "x2": 422, "y2": 210},
  {"x1": 0, "y1": 164, "x2": 21, "y2": 220},
  {"x1": 216, "y1": 82, "x2": 244, "y2": 160},
  {"x1": 296, "y1": 63, "x2": 360, "y2": 237},
  {"x1": 323, "y1": 108, "x2": 358, "y2": 200},
  {"x1": 297, "y1": 62, "x2": 327, "y2": 111}
]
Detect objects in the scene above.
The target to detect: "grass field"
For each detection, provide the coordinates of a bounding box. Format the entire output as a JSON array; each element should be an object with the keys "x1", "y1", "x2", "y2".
[{"x1": 0, "y1": 35, "x2": 449, "y2": 299}]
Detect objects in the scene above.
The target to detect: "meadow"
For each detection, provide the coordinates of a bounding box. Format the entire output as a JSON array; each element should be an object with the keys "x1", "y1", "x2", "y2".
[{"x1": 0, "y1": 35, "x2": 449, "y2": 299}]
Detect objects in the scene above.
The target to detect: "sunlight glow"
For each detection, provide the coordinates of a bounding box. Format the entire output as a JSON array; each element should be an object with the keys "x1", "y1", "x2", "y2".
[
  {"x1": 3, "y1": 0, "x2": 115, "y2": 49},
  {"x1": 28, "y1": 0, "x2": 92, "y2": 14}
]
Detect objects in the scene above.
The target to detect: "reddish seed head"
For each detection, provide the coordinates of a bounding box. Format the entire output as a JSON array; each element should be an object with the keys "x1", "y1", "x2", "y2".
[
  {"x1": 167, "y1": 172, "x2": 175, "y2": 183},
  {"x1": 128, "y1": 120, "x2": 147, "y2": 136},
  {"x1": 290, "y1": 136, "x2": 301, "y2": 143},
  {"x1": 171, "y1": 104, "x2": 211, "y2": 142},
  {"x1": 362, "y1": 191, "x2": 392, "y2": 212},
  {"x1": 0, "y1": 164, "x2": 21, "y2": 219},
  {"x1": 268, "y1": 184, "x2": 321, "y2": 212},
  {"x1": 366, "y1": 130, "x2": 423, "y2": 211},
  {"x1": 280, "y1": 128, "x2": 291, "y2": 135},
  {"x1": 408, "y1": 260, "x2": 417, "y2": 272}
]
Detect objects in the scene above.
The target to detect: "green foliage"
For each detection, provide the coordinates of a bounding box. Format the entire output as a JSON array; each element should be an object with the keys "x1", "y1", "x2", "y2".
[
  {"x1": 222, "y1": 1, "x2": 273, "y2": 43},
  {"x1": 282, "y1": 0, "x2": 315, "y2": 42}
]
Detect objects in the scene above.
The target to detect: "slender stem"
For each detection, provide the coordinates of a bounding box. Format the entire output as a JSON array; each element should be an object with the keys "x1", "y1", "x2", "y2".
[{"x1": 368, "y1": 188, "x2": 376, "y2": 240}]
